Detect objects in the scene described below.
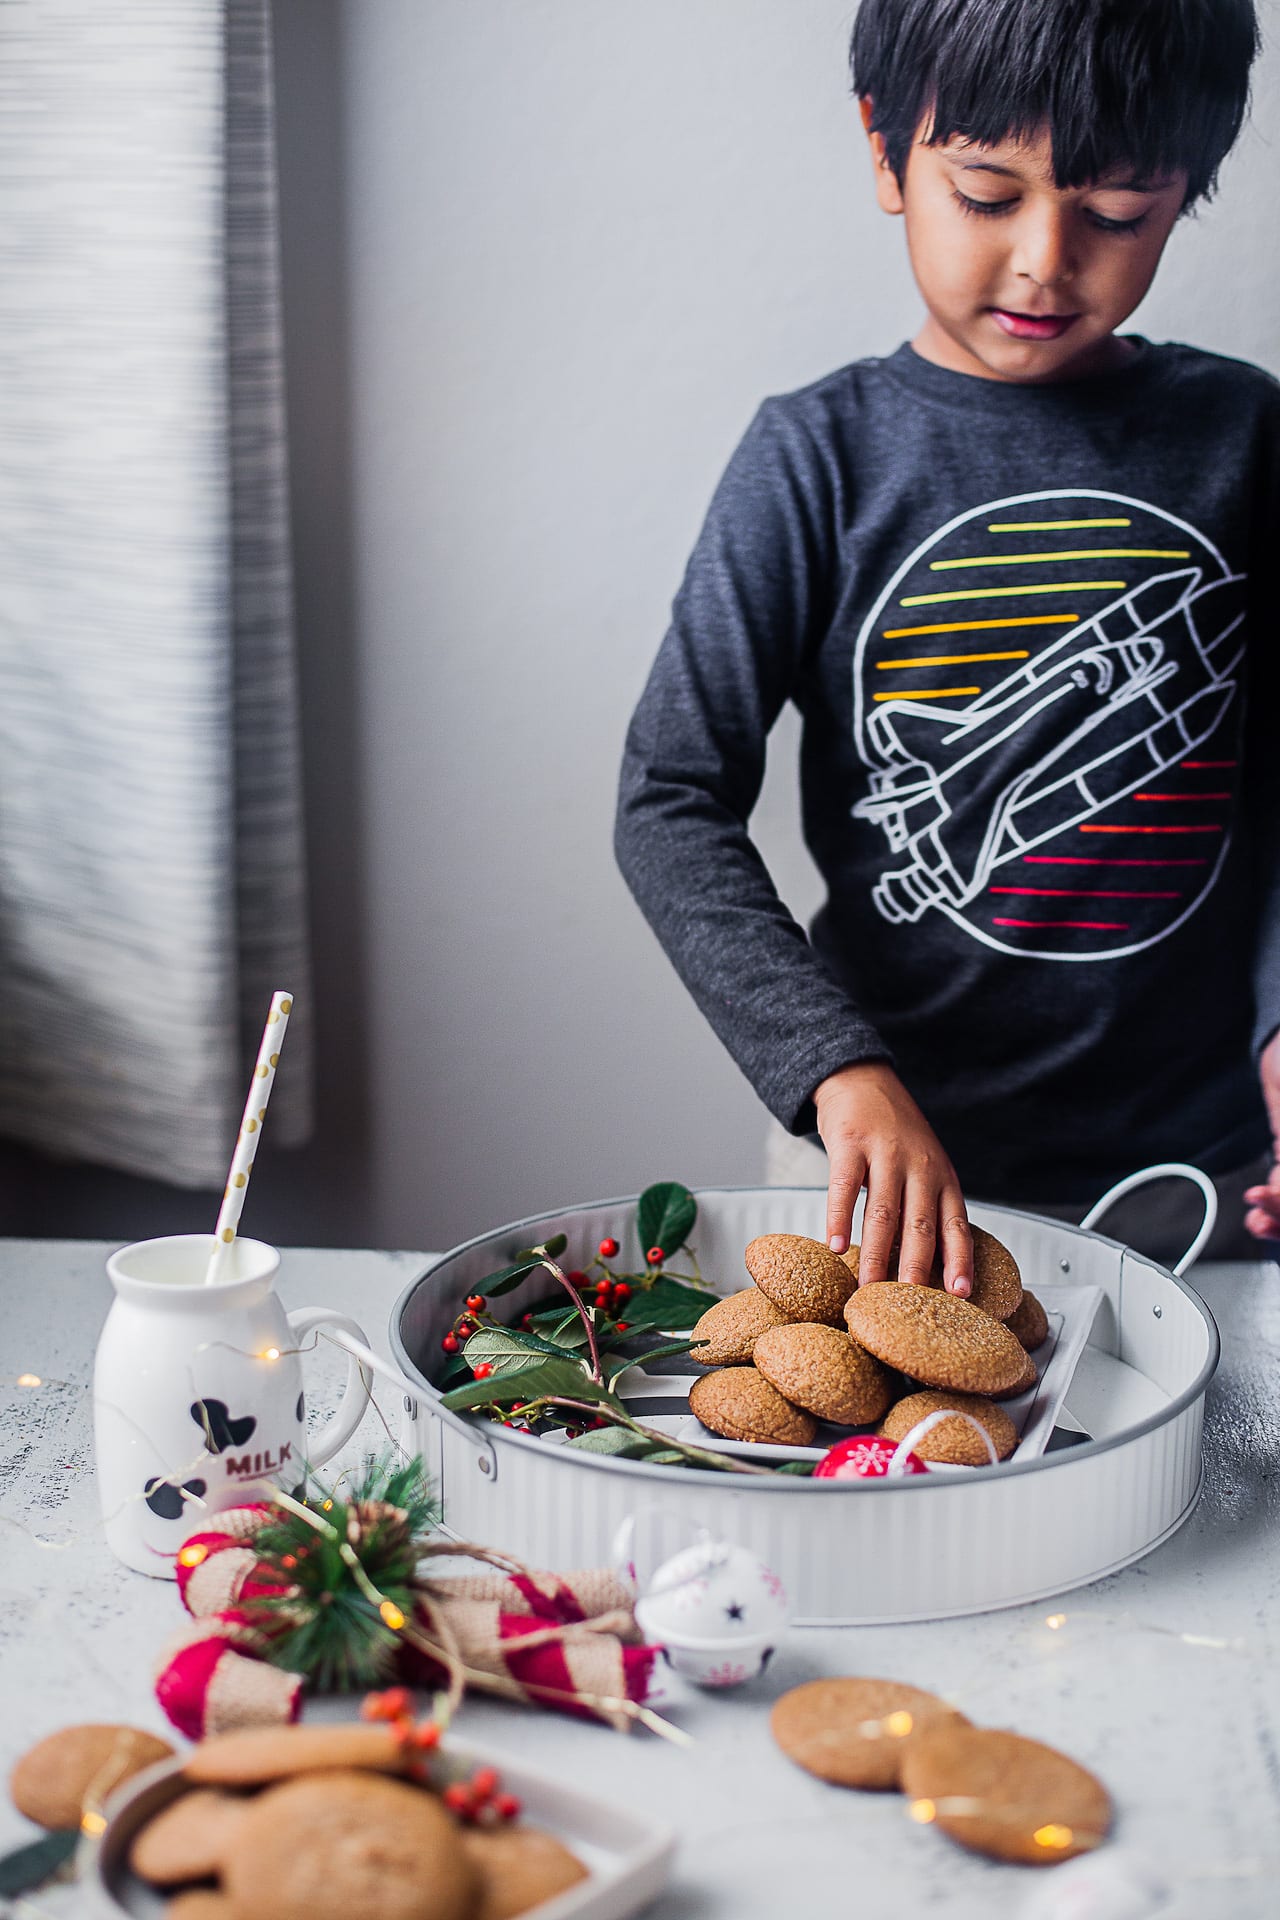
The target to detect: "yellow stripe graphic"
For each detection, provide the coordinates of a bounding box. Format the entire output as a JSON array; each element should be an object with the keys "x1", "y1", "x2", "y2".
[
  {"x1": 930, "y1": 548, "x2": 1189, "y2": 571},
  {"x1": 877, "y1": 650, "x2": 1029, "y2": 669},
  {"x1": 873, "y1": 685, "x2": 982, "y2": 702},
  {"x1": 987, "y1": 517, "x2": 1131, "y2": 531},
  {"x1": 902, "y1": 581, "x2": 1126, "y2": 607},
  {"x1": 882, "y1": 614, "x2": 1078, "y2": 639}
]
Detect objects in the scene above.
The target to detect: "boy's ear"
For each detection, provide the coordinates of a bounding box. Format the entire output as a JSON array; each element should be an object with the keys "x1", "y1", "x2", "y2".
[{"x1": 859, "y1": 95, "x2": 905, "y2": 216}]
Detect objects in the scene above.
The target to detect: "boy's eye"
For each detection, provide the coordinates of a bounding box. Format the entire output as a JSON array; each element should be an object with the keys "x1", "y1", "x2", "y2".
[
  {"x1": 950, "y1": 187, "x2": 1148, "y2": 237},
  {"x1": 951, "y1": 189, "x2": 1017, "y2": 218},
  {"x1": 1084, "y1": 208, "x2": 1149, "y2": 235}
]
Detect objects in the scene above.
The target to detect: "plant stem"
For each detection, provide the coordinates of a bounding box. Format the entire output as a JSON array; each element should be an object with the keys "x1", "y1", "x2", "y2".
[
  {"x1": 537, "y1": 1249, "x2": 602, "y2": 1383},
  {"x1": 525, "y1": 1396, "x2": 776, "y2": 1477}
]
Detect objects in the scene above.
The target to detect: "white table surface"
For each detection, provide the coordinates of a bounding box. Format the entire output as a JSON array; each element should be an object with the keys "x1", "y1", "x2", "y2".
[{"x1": 2, "y1": 1239, "x2": 1279, "y2": 1920}]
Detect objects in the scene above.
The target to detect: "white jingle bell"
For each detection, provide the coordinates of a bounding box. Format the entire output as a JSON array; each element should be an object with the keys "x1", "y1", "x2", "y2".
[{"x1": 629, "y1": 1531, "x2": 789, "y2": 1689}]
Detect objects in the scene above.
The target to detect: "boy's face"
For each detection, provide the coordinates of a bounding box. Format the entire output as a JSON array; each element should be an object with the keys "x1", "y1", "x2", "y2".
[{"x1": 863, "y1": 108, "x2": 1188, "y2": 383}]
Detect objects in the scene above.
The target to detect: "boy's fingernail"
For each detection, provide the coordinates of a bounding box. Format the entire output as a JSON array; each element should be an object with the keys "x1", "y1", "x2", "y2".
[
  {"x1": 828, "y1": 1234, "x2": 847, "y2": 1254},
  {"x1": 951, "y1": 1276, "x2": 971, "y2": 1297}
]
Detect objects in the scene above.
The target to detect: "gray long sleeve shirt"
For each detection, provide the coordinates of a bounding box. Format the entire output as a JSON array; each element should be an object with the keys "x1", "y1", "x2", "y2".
[{"x1": 616, "y1": 339, "x2": 1280, "y2": 1206}]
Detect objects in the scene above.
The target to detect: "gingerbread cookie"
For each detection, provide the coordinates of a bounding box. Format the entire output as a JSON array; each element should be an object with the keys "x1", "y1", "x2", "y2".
[
  {"x1": 222, "y1": 1770, "x2": 475, "y2": 1920},
  {"x1": 10, "y1": 1724, "x2": 175, "y2": 1831},
  {"x1": 184, "y1": 1724, "x2": 405, "y2": 1789},
  {"x1": 879, "y1": 1391, "x2": 1018, "y2": 1465},
  {"x1": 689, "y1": 1366, "x2": 817, "y2": 1447},
  {"x1": 689, "y1": 1287, "x2": 789, "y2": 1365},
  {"x1": 745, "y1": 1235, "x2": 856, "y2": 1327},
  {"x1": 1005, "y1": 1288, "x2": 1050, "y2": 1350},
  {"x1": 844, "y1": 1284, "x2": 1027, "y2": 1396},
  {"x1": 991, "y1": 1350, "x2": 1039, "y2": 1399},
  {"x1": 900, "y1": 1725, "x2": 1112, "y2": 1865},
  {"x1": 753, "y1": 1323, "x2": 893, "y2": 1426},
  {"x1": 843, "y1": 1225, "x2": 1022, "y2": 1321},
  {"x1": 771, "y1": 1677, "x2": 970, "y2": 1790},
  {"x1": 463, "y1": 1824, "x2": 588, "y2": 1920},
  {"x1": 130, "y1": 1788, "x2": 247, "y2": 1887}
]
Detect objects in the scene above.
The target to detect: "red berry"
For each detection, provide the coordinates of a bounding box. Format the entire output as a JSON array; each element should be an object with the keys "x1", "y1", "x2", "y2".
[
  {"x1": 646, "y1": 1246, "x2": 665, "y2": 1266},
  {"x1": 473, "y1": 1362, "x2": 494, "y2": 1380},
  {"x1": 520, "y1": 1312, "x2": 534, "y2": 1329},
  {"x1": 457, "y1": 1318, "x2": 475, "y2": 1338},
  {"x1": 566, "y1": 1270, "x2": 589, "y2": 1285},
  {"x1": 465, "y1": 1294, "x2": 486, "y2": 1313},
  {"x1": 494, "y1": 1792, "x2": 522, "y2": 1822},
  {"x1": 472, "y1": 1766, "x2": 500, "y2": 1800},
  {"x1": 615, "y1": 1322, "x2": 629, "y2": 1333},
  {"x1": 443, "y1": 1782, "x2": 472, "y2": 1818},
  {"x1": 565, "y1": 1425, "x2": 582, "y2": 1439},
  {"x1": 441, "y1": 1332, "x2": 459, "y2": 1354},
  {"x1": 413, "y1": 1721, "x2": 441, "y2": 1750},
  {"x1": 612, "y1": 1283, "x2": 631, "y2": 1303},
  {"x1": 599, "y1": 1238, "x2": 619, "y2": 1259}
]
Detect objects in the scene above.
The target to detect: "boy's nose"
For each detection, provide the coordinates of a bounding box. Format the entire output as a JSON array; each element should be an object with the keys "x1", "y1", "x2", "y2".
[{"x1": 1012, "y1": 210, "x2": 1077, "y2": 291}]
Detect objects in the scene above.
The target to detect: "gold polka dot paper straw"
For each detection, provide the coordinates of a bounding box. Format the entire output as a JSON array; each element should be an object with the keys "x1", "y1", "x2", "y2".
[{"x1": 203, "y1": 991, "x2": 294, "y2": 1284}]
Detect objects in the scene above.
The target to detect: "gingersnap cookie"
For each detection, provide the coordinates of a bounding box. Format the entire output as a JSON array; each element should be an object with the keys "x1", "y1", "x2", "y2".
[
  {"x1": 689, "y1": 1286, "x2": 789, "y2": 1365},
  {"x1": 463, "y1": 1824, "x2": 589, "y2": 1920},
  {"x1": 1005, "y1": 1288, "x2": 1050, "y2": 1349},
  {"x1": 900, "y1": 1725, "x2": 1112, "y2": 1865},
  {"x1": 991, "y1": 1350, "x2": 1039, "y2": 1400},
  {"x1": 167, "y1": 1894, "x2": 234, "y2": 1920},
  {"x1": 879, "y1": 1391, "x2": 1018, "y2": 1465},
  {"x1": 771, "y1": 1678, "x2": 970, "y2": 1791},
  {"x1": 844, "y1": 1283, "x2": 1027, "y2": 1396},
  {"x1": 130, "y1": 1788, "x2": 247, "y2": 1887},
  {"x1": 753, "y1": 1323, "x2": 894, "y2": 1426},
  {"x1": 843, "y1": 1226, "x2": 1022, "y2": 1320},
  {"x1": 10, "y1": 1724, "x2": 175, "y2": 1831},
  {"x1": 745, "y1": 1234, "x2": 856, "y2": 1327},
  {"x1": 689, "y1": 1366, "x2": 817, "y2": 1446},
  {"x1": 184, "y1": 1723, "x2": 405, "y2": 1789},
  {"x1": 222, "y1": 1770, "x2": 476, "y2": 1920}
]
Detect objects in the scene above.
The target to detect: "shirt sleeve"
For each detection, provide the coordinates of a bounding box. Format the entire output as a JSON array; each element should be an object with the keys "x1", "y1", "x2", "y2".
[{"x1": 614, "y1": 399, "x2": 890, "y2": 1135}]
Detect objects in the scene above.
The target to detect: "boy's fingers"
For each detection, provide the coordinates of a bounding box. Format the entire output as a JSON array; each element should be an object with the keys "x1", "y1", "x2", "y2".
[
  {"x1": 857, "y1": 1172, "x2": 901, "y2": 1287},
  {"x1": 1245, "y1": 1205, "x2": 1280, "y2": 1242},
  {"x1": 939, "y1": 1193, "x2": 973, "y2": 1298},
  {"x1": 897, "y1": 1179, "x2": 938, "y2": 1286},
  {"x1": 825, "y1": 1148, "x2": 868, "y2": 1256}
]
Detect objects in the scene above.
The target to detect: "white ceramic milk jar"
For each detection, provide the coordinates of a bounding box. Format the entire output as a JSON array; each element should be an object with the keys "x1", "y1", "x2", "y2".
[{"x1": 93, "y1": 1234, "x2": 371, "y2": 1577}]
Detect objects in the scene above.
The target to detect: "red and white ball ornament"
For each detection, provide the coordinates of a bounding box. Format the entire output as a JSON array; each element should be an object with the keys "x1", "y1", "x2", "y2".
[{"x1": 812, "y1": 1435, "x2": 927, "y2": 1480}]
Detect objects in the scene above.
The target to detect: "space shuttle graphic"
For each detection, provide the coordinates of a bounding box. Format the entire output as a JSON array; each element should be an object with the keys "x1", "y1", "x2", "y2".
[{"x1": 854, "y1": 568, "x2": 1245, "y2": 924}]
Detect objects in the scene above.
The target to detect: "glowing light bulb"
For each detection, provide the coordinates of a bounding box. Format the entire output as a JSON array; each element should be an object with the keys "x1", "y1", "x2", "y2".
[
  {"x1": 908, "y1": 1799, "x2": 937, "y2": 1824},
  {"x1": 80, "y1": 1810, "x2": 107, "y2": 1836},
  {"x1": 379, "y1": 1600, "x2": 406, "y2": 1630},
  {"x1": 1045, "y1": 1613, "x2": 1067, "y2": 1630},
  {"x1": 1033, "y1": 1824, "x2": 1074, "y2": 1850},
  {"x1": 262, "y1": 1346, "x2": 281, "y2": 1362},
  {"x1": 177, "y1": 1543, "x2": 209, "y2": 1569},
  {"x1": 884, "y1": 1710, "x2": 914, "y2": 1738},
  {"x1": 16, "y1": 1373, "x2": 41, "y2": 1388}
]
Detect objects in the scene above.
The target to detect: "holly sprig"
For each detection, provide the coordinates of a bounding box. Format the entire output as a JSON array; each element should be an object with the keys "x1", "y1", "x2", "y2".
[{"x1": 436, "y1": 1183, "x2": 783, "y2": 1475}]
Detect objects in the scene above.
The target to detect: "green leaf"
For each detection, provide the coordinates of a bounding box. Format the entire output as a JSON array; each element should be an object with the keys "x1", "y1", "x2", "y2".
[
  {"x1": 563, "y1": 1426, "x2": 654, "y2": 1458},
  {"x1": 465, "y1": 1326, "x2": 571, "y2": 1369},
  {"x1": 636, "y1": 1182, "x2": 697, "y2": 1259},
  {"x1": 440, "y1": 1357, "x2": 622, "y2": 1414},
  {"x1": 644, "y1": 1449, "x2": 692, "y2": 1466},
  {"x1": 531, "y1": 1306, "x2": 590, "y2": 1347},
  {"x1": 625, "y1": 1336, "x2": 701, "y2": 1367},
  {"x1": 514, "y1": 1232, "x2": 568, "y2": 1262},
  {"x1": 615, "y1": 1277, "x2": 712, "y2": 1334},
  {"x1": 480, "y1": 1256, "x2": 545, "y2": 1298},
  {"x1": 774, "y1": 1460, "x2": 817, "y2": 1476}
]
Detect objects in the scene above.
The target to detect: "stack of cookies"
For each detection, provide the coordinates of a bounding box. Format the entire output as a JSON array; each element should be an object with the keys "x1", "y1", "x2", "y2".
[
  {"x1": 771, "y1": 1675, "x2": 1111, "y2": 1867},
  {"x1": 688, "y1": 1230, "x2": 1050, "y2": 1464},
  {"x1": 12, "y1": 1722, "x2": 587, "y2": 1920}
]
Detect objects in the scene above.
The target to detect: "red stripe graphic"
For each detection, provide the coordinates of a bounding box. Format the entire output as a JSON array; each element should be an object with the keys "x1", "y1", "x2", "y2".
[
  {"x1": 994, "y1": 917, "x2": 1129, "y2": 931},
  {"x1": 1180, "y1": 760, "x2": 1236, "y2": 769},
  {"x1": 1023, "y1": 856, "x2": 1206, "y2": 867},
  {"x1": 1080, "y1": 825, "x2": 1223, "y2": 834},
  {"x1": 990, "y1": 887, "x2": 1180, "y2": 899},
  {"x1": 1133, "y1": 792, "x2": 1231, "y2": 802}
]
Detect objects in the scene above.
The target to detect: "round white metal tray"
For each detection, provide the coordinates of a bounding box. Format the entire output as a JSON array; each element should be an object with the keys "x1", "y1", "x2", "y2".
[{"x1": 334, "y1": 1183, "x2": 1219, "y2": 1625}]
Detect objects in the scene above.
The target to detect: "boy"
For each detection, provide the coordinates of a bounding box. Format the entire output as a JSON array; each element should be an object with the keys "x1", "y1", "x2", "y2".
[{"x1": 615, "y1": 0, "x2": 1279, "y2": 1295}]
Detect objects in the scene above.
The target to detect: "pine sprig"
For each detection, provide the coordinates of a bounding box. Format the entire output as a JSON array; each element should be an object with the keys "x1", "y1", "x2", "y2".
[{"x1": 244, "y1": 1456, "x2": 442, "y2": 1693}]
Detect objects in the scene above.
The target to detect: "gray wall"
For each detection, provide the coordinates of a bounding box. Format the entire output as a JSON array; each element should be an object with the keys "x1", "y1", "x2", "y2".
[{"x1": 277, "y1": 0, "x2": 1280, "y2": 1254}]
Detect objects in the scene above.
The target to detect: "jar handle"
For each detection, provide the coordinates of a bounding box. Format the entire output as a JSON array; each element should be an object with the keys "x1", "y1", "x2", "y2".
[{"x1": 287, "y1": 1308, "x2": 373, "y2": 1467}]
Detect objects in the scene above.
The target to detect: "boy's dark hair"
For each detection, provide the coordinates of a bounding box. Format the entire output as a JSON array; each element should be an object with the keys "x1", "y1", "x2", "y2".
[{"x1": 851, "y1": 0, "x2": 1260, "y2": 206}]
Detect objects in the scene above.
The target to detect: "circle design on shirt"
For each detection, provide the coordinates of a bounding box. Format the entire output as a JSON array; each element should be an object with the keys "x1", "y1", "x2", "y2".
[{"x1": 850, "y1": 488, "x2": 1242, "y2": 961}]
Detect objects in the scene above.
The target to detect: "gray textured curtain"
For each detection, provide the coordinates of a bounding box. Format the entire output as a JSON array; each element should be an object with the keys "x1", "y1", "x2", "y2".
[{"x1": 0, "y1": 0, "x2": 312, "y2": 1185}]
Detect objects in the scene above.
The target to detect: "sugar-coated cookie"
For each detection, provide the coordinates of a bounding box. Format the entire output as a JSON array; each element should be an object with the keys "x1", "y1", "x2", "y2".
[
  {"x1": 184, "y1": 1724, "x2": 406, "y2": 1789},
  {"x1": 10, "y1": 1724, "x2": 175, "y2": 1831},
  {"x1": 991, "y1": 1350, "x2": 1039, "y2": 1399},
  {"x1": 222, "y1": 1770, "x2": 476, "y2": 1920},
  {"x1": 463, "y1": 1824, "x2": 589, "y2": 1920},
  {"x1": 166, "y1": 1893, "x2": 234, "y2": 1919},
  {"x1": 844, "y1": 1284, "x2": 1028, "y2": 1396},
  {"x1": 879, "y1": 1391, "x2": 1018, "y2": 1465},
  {"x1": 771, "y1": 1677, "x2": 970, "y2": 1790},
  {"x1": 753, "y1": 1323, "x2": 893, "y2": 1426},
  {"x1": 689, "y1": 1287, "x2": 789, "y2": 1365},
  {"x1": 901, "y1": 1725, "x2": 1112, "y2": 1865},
  {"x1": 1005, "y1": 1289, "x2": 1050, "y2": 1350},
  {"x1": 843, "y1": 1226, "x2": 1022, "y2": 1321},
  {"x1": 130, "y1": 1788, "x2": 247, "y2": 1887},
  {"x1": 745, "y1": 1235, "x2": 856, "y2": 1327},
  {"x1": 689, "y1": 1366, "x2": 817, "y2": 1447}
]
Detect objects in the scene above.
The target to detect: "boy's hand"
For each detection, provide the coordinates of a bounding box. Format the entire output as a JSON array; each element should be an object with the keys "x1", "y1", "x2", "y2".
[
  {"x1": 1243, "y1": 1031, "x2": 1280, "y2": 1242},
  {"x1": 813, "y1": 1062, "x2": 972, "y2": 1297}
]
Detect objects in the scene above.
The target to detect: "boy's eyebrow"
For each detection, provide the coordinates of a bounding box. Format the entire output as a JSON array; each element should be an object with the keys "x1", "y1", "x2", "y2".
[{"x1": 953, "y1": 159, "x2": 1163, "y2": 194}]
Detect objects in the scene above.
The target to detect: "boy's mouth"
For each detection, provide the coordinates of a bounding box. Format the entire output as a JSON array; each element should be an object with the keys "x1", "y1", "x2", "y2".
[{"x1": 989, "y1": 308, "x2": 1081, "y2": 341}]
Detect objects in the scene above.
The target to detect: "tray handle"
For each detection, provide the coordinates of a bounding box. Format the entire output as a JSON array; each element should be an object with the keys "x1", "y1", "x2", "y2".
[
  {"x1": 1079, "y1": 1161, "x2": 1218, "y2": 1275},
  {"x1": 318, "y1": 1326, "x2": 499, "y2": 1483}
]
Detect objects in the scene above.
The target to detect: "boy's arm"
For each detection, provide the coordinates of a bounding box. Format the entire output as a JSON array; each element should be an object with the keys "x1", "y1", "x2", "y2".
[
  {"x1": 1242, "y1": 404, "x2": 1280, "y2": 1244},
  {"x1": 615, "y1": 402, "x2": 972, "y2": 1292}
]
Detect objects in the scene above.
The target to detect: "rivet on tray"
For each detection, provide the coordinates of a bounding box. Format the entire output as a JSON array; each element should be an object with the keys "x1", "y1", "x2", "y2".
[
  {"x1": 1153, "y1": 1304, "x2": 1163, "y2": 1319},
  {"x1": 479, "y1": 1457, "x2": 492, "y2": 1475},
  {"x1": 1059, "y1": 1258, "x2": 1071, "y2": 1272}
]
